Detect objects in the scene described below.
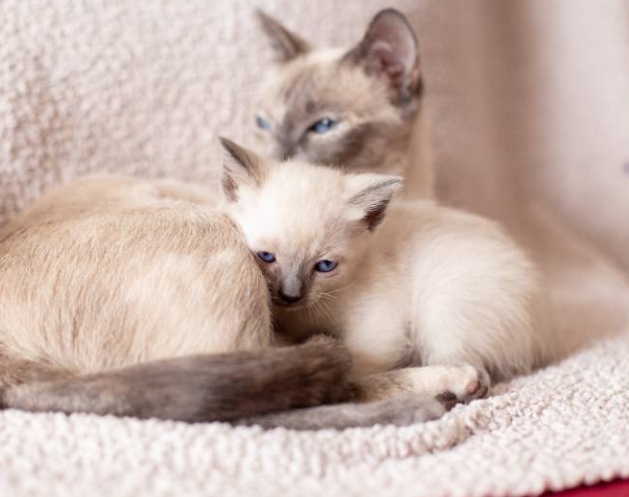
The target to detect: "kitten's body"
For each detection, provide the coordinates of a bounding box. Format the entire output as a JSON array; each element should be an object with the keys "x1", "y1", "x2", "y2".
[
  {"x1": 222, "y1": 141, "x2": 553, "y2": 397},
  {"x1": 277, "y1": 200, "x2": 547, "y2": 381},
  {"x1": 255, "y1": 10, "x2": 434, "y2": 199}
]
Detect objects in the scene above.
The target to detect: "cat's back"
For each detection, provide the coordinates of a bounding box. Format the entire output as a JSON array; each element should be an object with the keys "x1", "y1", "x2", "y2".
[{"x1": 0, "y1": 175, "x2": 271, "y2": 372}]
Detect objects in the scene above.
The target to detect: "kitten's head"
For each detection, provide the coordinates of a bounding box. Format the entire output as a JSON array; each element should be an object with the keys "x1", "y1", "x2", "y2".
[
  {"x1": 254, "y1": 9, "x2": 422, "y2": 172},
  {"x1": 219, "y1": 137, "x2": 402, "y2": 309}
]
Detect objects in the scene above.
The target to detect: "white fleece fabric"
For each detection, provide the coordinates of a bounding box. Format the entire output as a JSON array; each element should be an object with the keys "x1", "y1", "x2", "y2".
[
  {"x1": 2, "y1": 338, "x2": 629, "y2": 497},
  {"x1": 1, "y1": 1, "x2": 629, "y2": 496}
]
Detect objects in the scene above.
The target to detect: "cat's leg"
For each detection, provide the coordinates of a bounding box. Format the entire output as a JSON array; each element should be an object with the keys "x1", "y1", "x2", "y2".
[
  {"x1": 237, "y1": 395, "x2": 448, "y2": 430},
  {"x1": 351, "y1": 364, "x2": 489, "y2": 404}
]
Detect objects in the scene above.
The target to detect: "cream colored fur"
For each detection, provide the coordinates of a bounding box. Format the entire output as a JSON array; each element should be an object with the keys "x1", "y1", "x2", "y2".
[{"x1": 0, "y1": 174, "x2": 272, "y2": 377}]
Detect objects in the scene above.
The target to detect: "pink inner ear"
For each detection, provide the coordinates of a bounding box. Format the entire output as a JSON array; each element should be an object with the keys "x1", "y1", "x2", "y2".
[{"x1": 367, "y1": 42, "x2": 406, "y2": 90}]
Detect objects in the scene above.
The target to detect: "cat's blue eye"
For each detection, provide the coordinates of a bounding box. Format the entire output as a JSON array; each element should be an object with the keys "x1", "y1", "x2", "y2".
[
  {"x1": 256, "y1": 115, "x2": 272, "y2": 131},
  {"x1": 310, "y1": 118, "x2": 338, "y2": 134},
  {"x1": 257, "y1": 251, "x2": 276, "y2": 263},
  {"x1": 314, "y1": 260, "x2": 338, "y2": 273}
]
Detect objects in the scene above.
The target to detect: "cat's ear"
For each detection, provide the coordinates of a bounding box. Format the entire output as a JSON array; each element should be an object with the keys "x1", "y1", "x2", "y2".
[
  {"x1": 344, "y1": 9, "x2": 421, "y2": 101},
  {"x1": 345, "y1": 174, "x2": 403, "y2": 231},
  {"x1": 219, "y1": 137, "x2": 266, "y2": 202},
  {"x1": 256, "y1": 10, "x2": 310, "y2": 63}
]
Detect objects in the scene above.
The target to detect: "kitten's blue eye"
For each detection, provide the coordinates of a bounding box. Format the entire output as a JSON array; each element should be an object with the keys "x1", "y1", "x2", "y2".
[
  {"x1": 257, "y1": 251, "x2": 276, "y2": 263},
  {"x1": 314, "y1": 260, "x2": 338, "y2": 273},
  {"x1": 256, "y1": 116, "x2": 272, "y2": 131},
  {"x1": 310, "y1": 118, "x2": 338, "y2": 134}
]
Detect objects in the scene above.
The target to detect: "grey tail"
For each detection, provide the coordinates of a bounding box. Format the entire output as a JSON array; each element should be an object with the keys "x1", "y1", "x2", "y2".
[
  {"x1": 236, "y1": 394, "x2": 449, "y2": 430},
  {"x1": 0, "y1": 337, "x2": 352, "y2": 423}
]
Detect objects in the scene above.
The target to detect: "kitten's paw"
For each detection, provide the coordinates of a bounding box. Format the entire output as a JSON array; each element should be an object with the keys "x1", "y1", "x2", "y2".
[
  {"x1": 439, "y1": 365, "x2": 490, "y2": 404},
  {"x1": 435, "y1": 391, "x2": 458, "y2": 411}
]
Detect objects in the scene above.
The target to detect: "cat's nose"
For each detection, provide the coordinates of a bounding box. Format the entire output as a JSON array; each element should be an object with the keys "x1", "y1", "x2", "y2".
[
  {"x1": 275, "y1": 144, "x2": 295, "y2": 161},
  {"x1": 278, "y1": 290, "x2": 303, "y2": 304}
]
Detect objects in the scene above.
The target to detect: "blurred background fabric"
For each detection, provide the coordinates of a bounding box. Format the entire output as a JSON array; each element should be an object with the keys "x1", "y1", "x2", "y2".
[{"x1": 1, "y1": 1, "x2": 629, "y2": 496}]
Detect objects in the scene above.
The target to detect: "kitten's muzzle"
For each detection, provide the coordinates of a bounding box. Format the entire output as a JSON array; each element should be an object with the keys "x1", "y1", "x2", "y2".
[{"x1": 277, "y1": 290, "x2": 303, "y2": 305}]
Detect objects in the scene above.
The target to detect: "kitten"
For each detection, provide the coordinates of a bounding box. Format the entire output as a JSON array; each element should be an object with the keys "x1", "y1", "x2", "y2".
[
  {"x1": 254, "y1": 9, "x2": 434, "y2": 199},
  {"x1": 0, "y1": 171, "x2": 454, "y2": 428},
  {"x1": 221, "y1": 139, "x2": 553, "y2": 398}
]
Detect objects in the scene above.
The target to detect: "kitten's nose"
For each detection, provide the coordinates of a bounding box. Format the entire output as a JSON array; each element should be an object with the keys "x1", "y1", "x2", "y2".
[
  {"x1": 278, "y1": 290, "x2": 303, "y2": 304},
  {"x1": 278, "y1": 150, "x2": 295, "y2": 161},
  {"x1": 279, "y1": 275, "x2": 303, "y2": 304}
]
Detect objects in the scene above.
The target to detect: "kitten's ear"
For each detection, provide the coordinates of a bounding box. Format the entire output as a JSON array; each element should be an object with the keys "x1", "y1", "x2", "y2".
[
  {"x1": 256, "y1": 10, "x2": 310, "y2": 63},
  {"x1": 344, "y1": 9, "x2": 421, "y2": 101},
  {"x1": 345, "y1": 174, "x2": 403, "y2": 231},
  {"x1": 219, "y1": 137, "x2": 266, "y2": 202}
]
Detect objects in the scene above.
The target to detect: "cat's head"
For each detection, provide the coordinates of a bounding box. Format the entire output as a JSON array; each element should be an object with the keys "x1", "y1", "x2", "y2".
[
  {"x1": 219, "y1": 137, "x2": 402, "y2": 309},
  {"x1": 253, "y1": 9, "x2": 422, "y2": 172}
]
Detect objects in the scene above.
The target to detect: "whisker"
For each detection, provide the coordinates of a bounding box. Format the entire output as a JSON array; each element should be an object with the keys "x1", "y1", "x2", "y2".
[
  {"x1": 325, "y1": 283, "x2": 356, "y2": 296},
  {"x1": 316, "y1": 297, "x2": 337, "y2": 325}
]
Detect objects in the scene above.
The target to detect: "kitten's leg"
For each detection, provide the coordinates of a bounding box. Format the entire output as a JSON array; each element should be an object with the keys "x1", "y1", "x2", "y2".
[
  {"x1": 342, "y1": 300, "x2": 489, "y2": 405},
  {"x1": 351, "y1": 364, "x2": 490, "y2": 404},
  {"x1": 237, "y1": 395, "x2": 448, "y2": 430}
]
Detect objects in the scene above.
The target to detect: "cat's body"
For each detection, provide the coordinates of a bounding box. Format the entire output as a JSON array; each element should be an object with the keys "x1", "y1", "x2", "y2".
[
  {"x1": 255, "y1": 9, "x2": 434, "y2": 199},
  {"x1": 222, "y1": 140, "x2": 553, "y2": 397},
  {"x1": 0, "y1": 175, "x2": 269, "y2": 370}
]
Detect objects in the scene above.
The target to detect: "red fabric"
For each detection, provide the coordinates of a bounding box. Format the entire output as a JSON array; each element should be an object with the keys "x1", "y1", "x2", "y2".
[{"x1": 541, "y1": 480, "x2": 629, "y2": 497}]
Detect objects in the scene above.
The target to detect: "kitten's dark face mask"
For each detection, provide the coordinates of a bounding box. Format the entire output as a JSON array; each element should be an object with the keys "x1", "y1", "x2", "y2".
[{"x1": 254, "y1": 9, "x2": 422, "y2": 171}]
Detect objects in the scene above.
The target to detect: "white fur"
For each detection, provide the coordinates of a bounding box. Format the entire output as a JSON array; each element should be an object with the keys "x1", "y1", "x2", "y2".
[{"x1": 225, "y1": 157, "x2": 553, "y2": 389}]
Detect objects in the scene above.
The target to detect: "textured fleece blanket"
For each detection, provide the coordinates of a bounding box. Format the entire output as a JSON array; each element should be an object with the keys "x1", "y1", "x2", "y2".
[{"x1": 1, "y1": 1, "x2": 629, "y2": 496}]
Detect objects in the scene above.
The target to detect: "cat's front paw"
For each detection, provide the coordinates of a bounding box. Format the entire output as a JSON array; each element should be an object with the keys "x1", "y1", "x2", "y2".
[{"x1": 439, "y1": 365, "x2": 490, "y2": 405}]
